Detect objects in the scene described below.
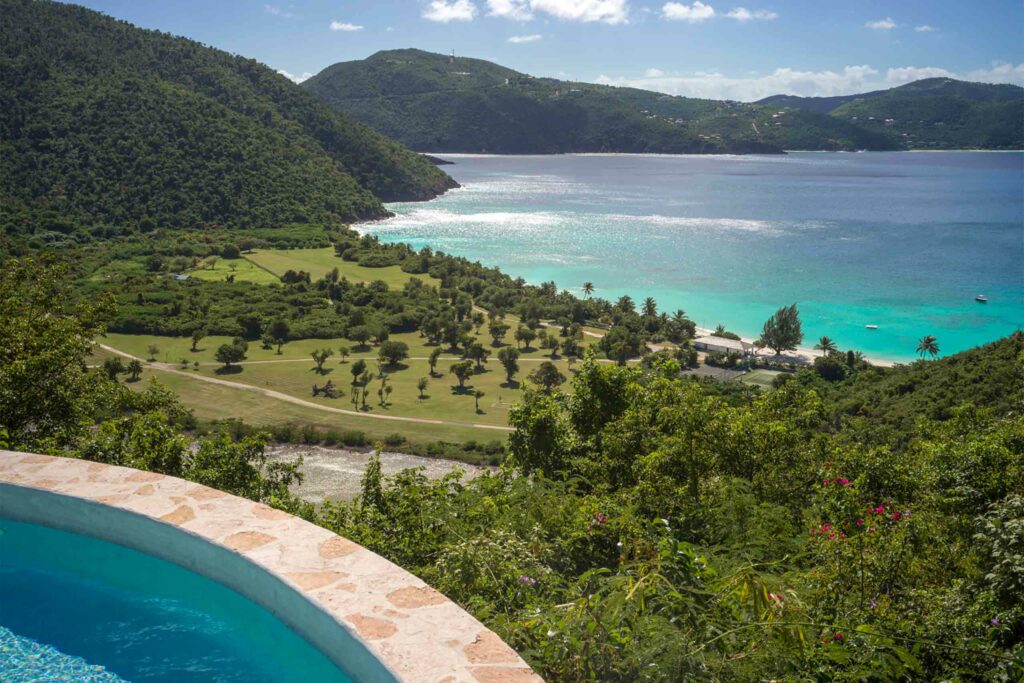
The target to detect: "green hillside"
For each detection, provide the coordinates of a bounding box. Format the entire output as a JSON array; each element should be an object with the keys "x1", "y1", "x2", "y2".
[
  {"x1": 0, "y1": 1, "x2": 456, "y2": 239},
  {"x1": 759, "y1": 78, "x2": 1024, "y2": 149},
  {"x1": 303, "y1": 49, "x2": 899, "y2": 154}
]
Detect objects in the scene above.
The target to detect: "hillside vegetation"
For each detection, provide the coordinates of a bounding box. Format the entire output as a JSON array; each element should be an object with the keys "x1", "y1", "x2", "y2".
[
  {"x1": 759, "y1": 78, "x2": 1024, "y2": 149},
  {"x1": 0, "y1": 1, "x2": 455, "y2": 239},
  {"x1": 5, "y1": 254, "x2": 1021, "y2": 681},
  {"x1": 303, "y1": 49, "x2": 898, "y2": 154}
]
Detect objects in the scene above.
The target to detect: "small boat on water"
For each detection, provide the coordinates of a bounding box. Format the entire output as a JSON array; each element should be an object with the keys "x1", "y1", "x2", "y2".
[
  {"x1": 975, "y1": 294, "x2": 988, "y2": 303},
  {"x1": 866, "y1": 324, "x2": 878, "y2": 330}
]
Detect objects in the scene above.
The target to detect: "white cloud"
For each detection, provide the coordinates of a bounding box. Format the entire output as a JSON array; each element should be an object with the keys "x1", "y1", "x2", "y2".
[
  {"x1": 865, "y1": 17, "x2": 896, "y2": 30},
  {"x1": 508, "y1": 33, "x2": 543, "y2": 42},
  {"x1": 964, "y1": 61, "x2": 1024, "y2": 85},
  {"x1": 330, "y1": 20, "x2": 364, "y2": 31},
  {"x1": 726, "y1": 7, "x2": 777, "y2": 21},
  {"x1": 662, "y1": 2, "x2": 715, "y2": 23},
  {"x1": 487, "y1": 0, "x2": 534, "y2": 21},
  {"x1": 386, "y1": 26, "x2": 395, "y2": 31},
  {"x1": 264, "y1": 4, "x2": 297, "y2": 19},
  {"x1": 592, "y1": 60, "x2": 1024, "y2": 101},
  {"x1": 595, "y1": 65, "x2": 881, "y2": 100},
  {"x1": 530, "y1": 0, "x2": 630, "y2": 24},
  {"x1": 914, "y1": 24, "x2": 937, "y2": 32},
  {"x1": 885, "y1": 66, "x2": 954, "y2": 85},
  {"x1": 277, "y1": 69, "x2": 313, "y2": 83},
  {"x1": 423, "y1": 0, "x2": 478, "y2": 22}
]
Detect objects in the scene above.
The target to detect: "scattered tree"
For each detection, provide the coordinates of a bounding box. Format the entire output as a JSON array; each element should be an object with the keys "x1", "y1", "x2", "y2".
[
  {"x1": 497, "y1": 346, "x2": 520, "y2": 383},
  {"x1": 917, "y1": 335, "x2": 940, "y2": 359},
  {"x1": 311, "y1": 348, "x2": 334, "y2": 374},
  {"x1": 429, "y1": 347, "x2": 443, "y2": 376},
  {"x1": 417, "y1": 377, "x2": 429, "y2": 398},
  {"x1": 757, "y1": 304, "x2": 803, "y2": 355},
  {"x1": 474, "y1": 389, "x2": 485, "y2": 414},
  {"x1": 378, "y1": 340, "x2": 410, "y2": 367},
  {"x1": 102, "y1": 356, "x2": 124, "y2": 380},
  {"x1": 528, "y1": 361, "x2": 566, "y2": 393},
  {"x1": 466, "y1": 342, "x2": 490, "y2": 370},
  {"x1": 338, "y1": 346, "x2": 350, "y2": 363},
  {"x1": 814, "y1": 336, "x2": 838, "y2": 355},
  {"x1": 450, "y1": 360, "x2": 475, "y2": 390},
  {"x1": 190, "y1": 329, "x2": 206, "y2": 352},
  {"x1": 127, "y1": 359, "x2": 143, "y2": 381},
  {"x1": 215, "y1": 342, "x2": 247, "y2": 369},
  {"x1": 350, "y1": 359, "x2": 367, "y2": 384},
  {"x1": 146, "y1": 344, "x2": 159, "y2": 361}
]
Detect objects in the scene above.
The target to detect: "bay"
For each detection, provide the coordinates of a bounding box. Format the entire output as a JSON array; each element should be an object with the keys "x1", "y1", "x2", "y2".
[{"x1": 366, "y1": 152, "x2": 1023, "y2": 361}]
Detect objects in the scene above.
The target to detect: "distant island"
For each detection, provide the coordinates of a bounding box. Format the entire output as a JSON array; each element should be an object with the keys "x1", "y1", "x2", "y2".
[
  {"x1": 758, "y1": 77, "x2": 1023, "y2": 150},
  {"x1": 302, "y1": 49, "x2": 1022, "y2": 155}
]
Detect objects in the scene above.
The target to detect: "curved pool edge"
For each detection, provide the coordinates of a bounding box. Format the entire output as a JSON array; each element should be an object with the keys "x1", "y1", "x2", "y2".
[{"x1": 0, "y1": 451, "x2": 542, "y2": 683}]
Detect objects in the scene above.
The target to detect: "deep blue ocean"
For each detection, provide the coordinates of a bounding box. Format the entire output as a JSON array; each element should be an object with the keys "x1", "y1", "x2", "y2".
[{"x1": 371, "y1": 152, "x2": 1023, "y2": 361}]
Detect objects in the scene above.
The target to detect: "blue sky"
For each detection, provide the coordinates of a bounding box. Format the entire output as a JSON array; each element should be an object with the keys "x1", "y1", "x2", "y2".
[{"x1": 72, "y1": 0, "x2": 1024, "y2": 100}]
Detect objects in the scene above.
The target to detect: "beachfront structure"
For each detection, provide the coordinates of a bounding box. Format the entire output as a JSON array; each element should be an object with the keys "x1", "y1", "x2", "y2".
[{"x1": 693, "y1": 335, "x2": 751, "y2": 355}]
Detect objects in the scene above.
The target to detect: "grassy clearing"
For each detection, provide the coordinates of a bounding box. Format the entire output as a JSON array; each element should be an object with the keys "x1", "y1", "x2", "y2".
[
  {"x1": 187, "y1": 257, "x2": 280, "y2": 285},
  {"x1": 244, "y1": 248, "x2": 441, "y2": 289},
  {"x1": 738, "y1": 368, "x2": 784, "y2": 389},
  {"x1": 191, "y1": 354, "x2": 578, "y2": 428},
  {"x1": 104, "y1": 328, "x2": 596, "y2": 365},
  {"x1": 126, "y1": 368, "x2": 498, "y2": 450}
]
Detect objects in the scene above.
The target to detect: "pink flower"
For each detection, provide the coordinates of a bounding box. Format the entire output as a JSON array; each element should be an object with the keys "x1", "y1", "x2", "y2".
[
  {"x1": 856, "y1": 518, "x2": 864, "y2": 527},
  {"x1": 833, "y1": 633, "x2": 843, "y2": 641},
  {"x1": 838, "y1": 478, "x2": 849, "y2": 486},
  {"x1": 823, "y1": 478, "x2": 831, "y2": 486},
  {"x1": 893, "y1": 511, "x2": 902, "y2": 521},
  {"x1": 874, "y1": 504, "x2": 885, "y2": 515}
]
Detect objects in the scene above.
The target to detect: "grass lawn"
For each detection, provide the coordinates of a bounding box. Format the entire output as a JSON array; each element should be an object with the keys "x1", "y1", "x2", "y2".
[
  {"x1": 187, "y1": 257, "x2": 280, "y2": 285},
  {"x1": 244, "y1": 248, "x2": 441, "y2": 289},
  {"x1": 738, "y1": 368, "x2": 785, "y2": 389},
  {"x1": 191, "y1": 354, "x2": 578, "y2": 428},
  {"x1": 125, "y1": 368, "x2": 493, "y2": 447},
  {"x1": 186, "y1": 248, "x2": 442, "y2": 290},
  {"x1": 104, "y1": 328, "x2": 594, "y2": 365}
]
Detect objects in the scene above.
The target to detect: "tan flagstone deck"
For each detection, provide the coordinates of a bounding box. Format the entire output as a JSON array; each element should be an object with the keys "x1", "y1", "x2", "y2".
[{"x1": 0, "y1": 450, "x2": 542, "y2": 683}]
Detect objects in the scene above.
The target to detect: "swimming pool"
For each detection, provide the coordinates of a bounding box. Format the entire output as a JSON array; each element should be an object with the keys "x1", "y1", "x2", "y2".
[{"x1": 0, "y1": 519, "x2": 353, "y2": 682}]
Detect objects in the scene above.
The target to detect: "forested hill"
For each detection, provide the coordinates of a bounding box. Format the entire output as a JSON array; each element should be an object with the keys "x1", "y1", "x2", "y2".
[
  {"x1": 303, "y1": 49, "x2": 897, "y2": 154},
  {"x1": 0, "y1": 1, "x2": 456, "y2": 238},
  {"x1": 758, "y1": 78, "x2": 1024, "y2": 149}
]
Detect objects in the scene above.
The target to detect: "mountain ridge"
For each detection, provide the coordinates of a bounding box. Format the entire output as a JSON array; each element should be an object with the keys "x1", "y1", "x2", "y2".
[
  {"x1": 0, "y1": 2, "x2": 456, "y2": 238},
  {"x1": 303, "y1": 49, "x2": 897, "y2": 154}
]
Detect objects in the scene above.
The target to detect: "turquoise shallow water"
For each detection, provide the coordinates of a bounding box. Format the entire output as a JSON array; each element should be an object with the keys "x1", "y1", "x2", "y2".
[
  {"x1": 0, "y1": 519, "x2": 353, "y2": 683},
  {"x1": 370, "y1": 152, "x2": 1023, "y2": 361}
]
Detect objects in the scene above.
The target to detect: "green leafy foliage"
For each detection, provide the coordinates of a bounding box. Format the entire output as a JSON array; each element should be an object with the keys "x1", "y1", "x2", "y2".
[
  {"x1": 0, "y1": 1, "x2": 455, "y2": 238},
  {"x1": 303, "y1": 49, "x2": 902, "y2": 154}
]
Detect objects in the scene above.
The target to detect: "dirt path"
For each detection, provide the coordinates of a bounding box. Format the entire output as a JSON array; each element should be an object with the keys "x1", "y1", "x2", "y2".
[{"x1": 100, "y1": 344, "x2": 513, "y2": 432}]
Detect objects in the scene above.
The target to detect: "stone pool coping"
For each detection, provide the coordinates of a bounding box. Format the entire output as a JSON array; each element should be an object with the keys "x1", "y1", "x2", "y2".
[{"x1": 0, "y1": 451, "x2": 541, "y2": 683}]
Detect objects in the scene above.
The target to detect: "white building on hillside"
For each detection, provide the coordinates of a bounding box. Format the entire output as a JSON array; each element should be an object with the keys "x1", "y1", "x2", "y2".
[{"x1": 693, "y1": 335, "x2": 751, "y2": 355}]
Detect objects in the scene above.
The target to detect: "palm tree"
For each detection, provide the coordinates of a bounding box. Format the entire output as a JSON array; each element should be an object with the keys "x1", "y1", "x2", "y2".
[
  {"x1": 642, "y1": 297, "x2": 658, "y2": 318},
  {"x1": 814, "y1": 336, "x2": 838, "y2": 355},
  {"x1": 916, "y1": 335, "x2": 939, "y2": 359},
  {"x1": 582, "y1": 282, "x2": 594, "y2": 298}
]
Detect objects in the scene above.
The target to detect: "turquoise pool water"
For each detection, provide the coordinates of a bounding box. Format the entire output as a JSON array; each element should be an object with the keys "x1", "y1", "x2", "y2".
[
  {"x1": 371, "y1": 152, "x2": 1023, "y2": 361},
  {"x1": 0, "y1": 519, "x2": 353, "y2": 683}
]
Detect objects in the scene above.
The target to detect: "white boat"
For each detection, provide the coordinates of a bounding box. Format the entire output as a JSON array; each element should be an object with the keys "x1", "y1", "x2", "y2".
[
  {"x1": 865, "y1": 324, "x2": 878, "y2": 330},
  {"x1": 975, "y1": 294, "x2": 988, "y2": 303}
]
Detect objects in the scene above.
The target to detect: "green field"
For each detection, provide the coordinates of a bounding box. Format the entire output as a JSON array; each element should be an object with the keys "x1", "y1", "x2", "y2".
[
  {"x1": 186, "y1": 248, "x2": 443, "y2": 289},
  {"x1": 97, "y1": 248, "x2": 611, "y2": 443},
  {"x1": 188, "y1": 257, "x2": 281, "y2": 285},
  {"x1": 128, "y1": 368, "x2": 493, "y2": 446},
  {"x1": 738, "y1": 368, "x2": 785, "y2": 389}
]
